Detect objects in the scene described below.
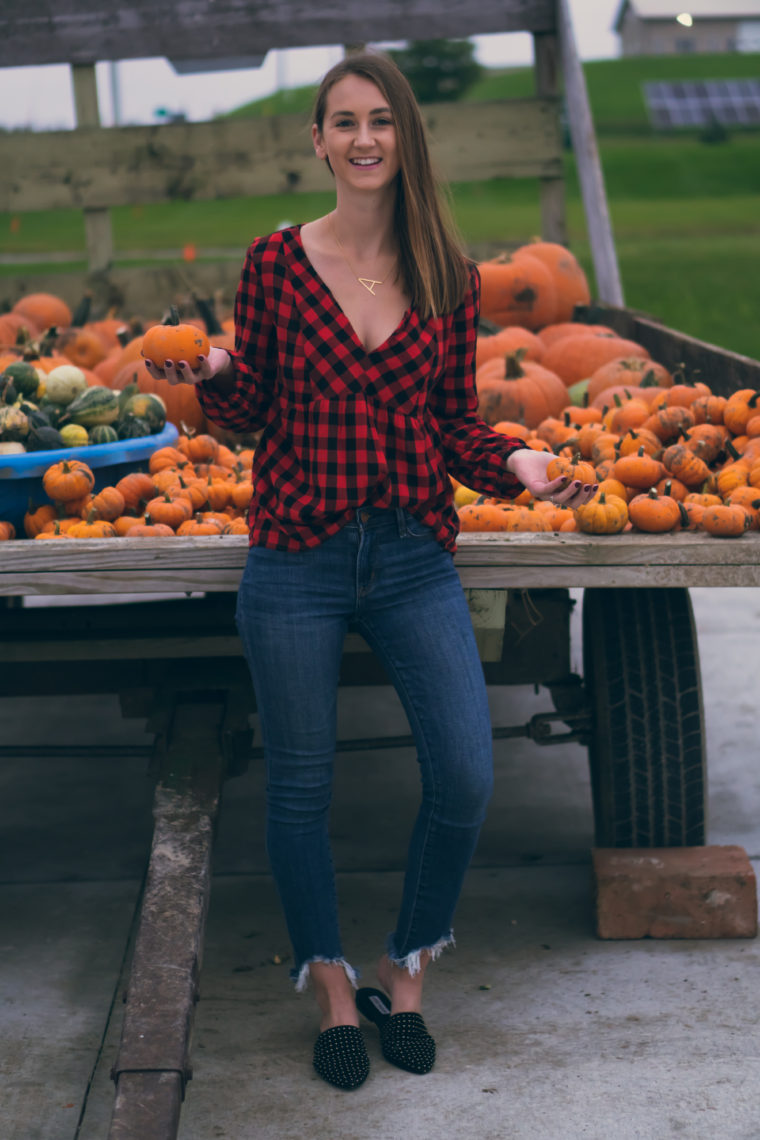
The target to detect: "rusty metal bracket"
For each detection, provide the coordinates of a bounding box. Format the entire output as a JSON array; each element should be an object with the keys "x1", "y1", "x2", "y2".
[{"x1": 523, "y1": 710, "x2": 591, "y2": 745}]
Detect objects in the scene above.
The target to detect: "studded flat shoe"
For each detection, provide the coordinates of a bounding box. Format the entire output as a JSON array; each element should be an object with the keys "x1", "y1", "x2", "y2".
[
  {"x1": 355, "y1": 986, "x2": 436, "y2": 1075},
  {"x1": 312, "y1": 1024, "x2": 370, "y2": 1090}
]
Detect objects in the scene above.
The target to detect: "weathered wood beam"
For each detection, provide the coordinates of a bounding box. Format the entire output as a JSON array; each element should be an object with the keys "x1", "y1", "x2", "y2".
[
  {"x1": 533, "y1": 30, "x2": 567, "y2": 245},
  {"x1": 556, "y1": 0, "x2": 623, "y2": 304},
  {"x1": 108, "y1": 694, "x2": 229, "y2": 1140},
  {"x1": 0, "y1": 0, "x2": 556, "y2": 68},
  {"x1": 2, "y1": 532, "x2": 760, "y2": 597},
  {"x1": 0, "y1": 99, "x2": 562, "y2": 213},
  {"x1": 71, "y1": 63, "x2": 114, "y2": 273}
]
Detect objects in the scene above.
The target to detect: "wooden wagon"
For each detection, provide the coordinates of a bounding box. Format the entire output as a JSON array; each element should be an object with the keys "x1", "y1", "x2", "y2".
[{"x1": 2, "y1": 2, "x2": 759, "y2": 1137}]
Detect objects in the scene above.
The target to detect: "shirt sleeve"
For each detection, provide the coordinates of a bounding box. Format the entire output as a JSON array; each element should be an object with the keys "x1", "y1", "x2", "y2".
[
  {"x1": 427, "y1": 262, "x2": 527, "y2": 498},
  {"x1": 195, "y1": 237, "x2": 279, "y2": 432}
]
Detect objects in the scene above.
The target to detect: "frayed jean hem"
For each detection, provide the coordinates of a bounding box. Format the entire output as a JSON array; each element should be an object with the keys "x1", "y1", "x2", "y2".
[
  {"x1": 385, "y1": 930, "x2": 455, "y2": 977},
  {"x1": 291, "y1": 956, "x2": 360, "y2": 994}
]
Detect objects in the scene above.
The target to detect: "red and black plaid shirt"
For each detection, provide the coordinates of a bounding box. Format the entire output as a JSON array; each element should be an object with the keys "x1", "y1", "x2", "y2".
[{"x1": 196, "y1": 225, "x2": 525, "y2": 552}]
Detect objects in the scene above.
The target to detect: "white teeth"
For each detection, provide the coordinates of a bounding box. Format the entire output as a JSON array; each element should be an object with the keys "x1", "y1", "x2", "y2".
[{"x1": 351, "y1": 158, "x2": 380, "y2": 165}]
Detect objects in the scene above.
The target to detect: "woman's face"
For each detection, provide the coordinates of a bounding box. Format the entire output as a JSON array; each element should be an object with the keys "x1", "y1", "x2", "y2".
[{"x1": 313, "y1": 74, "x2": 400, "y2": 191}]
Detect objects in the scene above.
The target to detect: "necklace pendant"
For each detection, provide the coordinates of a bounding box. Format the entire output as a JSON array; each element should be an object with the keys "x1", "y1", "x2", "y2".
[{"x1": 358, "y1": 277, "x2": 382, "y2": 295}]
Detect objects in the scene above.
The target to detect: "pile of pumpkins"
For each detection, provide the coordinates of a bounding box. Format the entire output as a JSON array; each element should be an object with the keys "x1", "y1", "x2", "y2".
[
  {"x1": 1, "y1": 252, "x2": 759, "y2": 541},
  {"x1": 455, "y1": 241, "x2": 760, "y2": 538},
  {"x1": 0, "y1": 432, "x2": 253, "y2": 542},
  {"x1": 0, "y1": 289, "x2": 234, "y2": 444}
]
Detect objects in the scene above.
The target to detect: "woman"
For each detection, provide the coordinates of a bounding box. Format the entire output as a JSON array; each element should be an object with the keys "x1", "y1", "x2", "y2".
[{"x1": 144, "y1": 51, "x2": 596, "y2": 1090}]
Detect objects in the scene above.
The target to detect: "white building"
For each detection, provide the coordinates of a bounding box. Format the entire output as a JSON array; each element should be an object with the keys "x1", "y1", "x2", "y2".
[{"x1": 613, "y1": 0, "x2": 760, "y2": 56}]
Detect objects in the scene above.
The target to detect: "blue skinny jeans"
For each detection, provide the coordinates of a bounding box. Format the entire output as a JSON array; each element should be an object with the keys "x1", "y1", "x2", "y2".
[{"x1": 234, "y1": 507, "x2": 494, "y2": 991}]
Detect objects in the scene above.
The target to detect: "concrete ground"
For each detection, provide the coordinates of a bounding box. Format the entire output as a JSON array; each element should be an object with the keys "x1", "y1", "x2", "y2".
[{"x1": 2, "y1": 587, "x2": 760, "y2": 1140}]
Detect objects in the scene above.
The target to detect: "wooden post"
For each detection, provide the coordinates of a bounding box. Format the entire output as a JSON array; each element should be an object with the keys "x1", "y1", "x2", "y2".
[
  {"x1": 533, "y1": 31, "x2": 567, "y2": 245},
  {"x1": 71, "y1": 63, "x2": 114, "y2": 274},
  {"x1": 555, "y1": 0, "x2": 624, "y2": 305}
]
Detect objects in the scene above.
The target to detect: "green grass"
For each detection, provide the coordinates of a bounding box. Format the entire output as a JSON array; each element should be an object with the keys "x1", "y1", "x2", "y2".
[
  {"x1": 219, "y1": 51, "x2": 760, "y2": 137},
  {"x1": 466, "y1": 52, "x2": 760, "y2": 134}
]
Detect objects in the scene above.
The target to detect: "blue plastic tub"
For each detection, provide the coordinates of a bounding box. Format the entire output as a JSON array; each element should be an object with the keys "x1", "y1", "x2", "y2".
[{"x1": 0, "y1": 422, "x2": 179, "y2": 533}]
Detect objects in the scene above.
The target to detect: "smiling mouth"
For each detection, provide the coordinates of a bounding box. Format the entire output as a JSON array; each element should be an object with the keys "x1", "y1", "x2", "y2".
[{"x1": 350, "y1": 158, "x2": 381, "y2": 166}]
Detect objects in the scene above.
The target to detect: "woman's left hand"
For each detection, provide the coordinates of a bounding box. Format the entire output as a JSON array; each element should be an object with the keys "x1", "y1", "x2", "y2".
[{"x1": 506, "y1": 448, "x2": 598, "y2": 510}]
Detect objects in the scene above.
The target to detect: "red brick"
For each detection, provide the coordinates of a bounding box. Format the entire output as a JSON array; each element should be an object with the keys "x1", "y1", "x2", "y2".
[{"x1": 592, "y1": 845, "x2": 758, "y2": 940}]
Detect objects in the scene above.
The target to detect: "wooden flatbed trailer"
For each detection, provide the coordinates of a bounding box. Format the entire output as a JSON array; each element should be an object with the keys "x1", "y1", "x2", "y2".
[
  {"x1": 3, "y1": 2, "x2": 760, "y2": 1136},
  {"x1": 3, "y1": 305, "x2": 760, "y2": 1134}
]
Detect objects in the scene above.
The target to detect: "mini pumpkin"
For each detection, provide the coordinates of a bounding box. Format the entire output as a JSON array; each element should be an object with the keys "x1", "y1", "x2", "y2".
[
  {"x1": 574, "y1": 491, "x2": 629, "y2": 535},
  {"x1": 700, "y1": 503, "x2": 751, "y2": 538},
  {"x1": 141, "y1": 312, "x2": 210, "y2": 370},
  {"x1": 67, "y1": 509, "x2": 117, "y2": 538},
  {"x1": 612, "y1": 446, "x2": 664, "y2": 490},
  {"x1": 42, "y1": 459, "x2": 95, "y2": 502},
  {"x1": 114, "y1": 471, "x2": 158, "y2": 514},
  {"x1": 627, "y1": 488, "x2": 683, "y2": 533}
]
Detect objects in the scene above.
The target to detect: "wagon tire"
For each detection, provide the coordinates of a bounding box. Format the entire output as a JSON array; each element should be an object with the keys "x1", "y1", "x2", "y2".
[{"x1": 582, "y1": 586, "x2": 706, "y2": 847}]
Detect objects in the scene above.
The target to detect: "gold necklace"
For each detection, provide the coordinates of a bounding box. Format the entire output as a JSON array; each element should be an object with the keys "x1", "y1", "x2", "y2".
[{"x1": 329, "y1": 213, "x2": 394, "y2": 296}]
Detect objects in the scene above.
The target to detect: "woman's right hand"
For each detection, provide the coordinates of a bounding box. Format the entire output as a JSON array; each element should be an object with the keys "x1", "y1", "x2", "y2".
[{"x1": 143, "y1": 346, "x2": 233, "y2": 387}]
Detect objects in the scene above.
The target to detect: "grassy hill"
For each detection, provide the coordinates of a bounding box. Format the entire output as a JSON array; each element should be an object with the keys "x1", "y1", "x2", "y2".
[{"x1": 225, "y1": 51, "x2": 760, "y2": 136}]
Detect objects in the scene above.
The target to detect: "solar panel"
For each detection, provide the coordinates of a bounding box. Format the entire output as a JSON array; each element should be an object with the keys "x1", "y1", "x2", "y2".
[{"x1": 643, "y1": 79, "x2": 760, "y2": 128}]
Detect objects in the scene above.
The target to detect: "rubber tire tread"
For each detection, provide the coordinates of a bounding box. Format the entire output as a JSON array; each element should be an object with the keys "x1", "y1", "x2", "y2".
[{"x1": 582, "y1": 587, "x2": 706, "y2": 847}]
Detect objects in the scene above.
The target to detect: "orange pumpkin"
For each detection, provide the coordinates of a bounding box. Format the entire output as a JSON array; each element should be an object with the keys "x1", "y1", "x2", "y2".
[
  {"x1": 0, "y1": 311, "x2": 39, "y2": 347},
  {"x1": 701, "y1": 503, "x2": 752, "y2": 538},
  {"x1": 114, "y1": 471, "x2": 157, "y2": 514},
  {"x1": 586, "y1": 358, "x2": 672, "y2": 405},
  {"x1": 542, "y1": 335, "x2": 651, "y2": 389},
  {"x1": 537, "y1": 322, "x2": 615, "y2": 349},
  {"x1": 12, "y1": 292, "x2": 72, "y2": 331},
  {"x1": 42, "y1": 459, "x2": 95, "y2": 503},
  {"x1": 514, "y1": 241, "x2": 590, "y2": 324},
  {"x1": 574, "y1": 491, "x2": 629, "y2": 535},
  {"x1": 57, "y1": 326, "x2": 109, "y2": 370},
  {"x1": 477, "y1": 253, "x2": 557, "y2": 330},
  {"x1": 476, "y1": 351, "x2": 568, "y2": 429},
  {"x1": 628, "y1": 488, "x2": 683, "y2": 533},
  {"x1": 475, "y1": 325, "x2": 544, "y2": 371},
  {"x1": 612, "y1": 446, "x2": 664, "y2": 490},
  {"x1": 67, "y1": 510, "x2": 117, "y2": 538},
  {"x1": 141, "y1": 322, "x2": 210, "y2": 369}
]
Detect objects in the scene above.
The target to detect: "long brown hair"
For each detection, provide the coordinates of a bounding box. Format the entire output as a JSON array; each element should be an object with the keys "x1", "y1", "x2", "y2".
[{"x1": 312, "y1": 51, "x2": 471, "y2": 320}]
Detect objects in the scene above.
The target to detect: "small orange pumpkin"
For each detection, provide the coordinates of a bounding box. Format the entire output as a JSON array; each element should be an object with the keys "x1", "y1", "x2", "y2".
[
  {"x1": 627, "y1": 488, "x2": 683, "y2": 533},
  {"x1": 574, "y1": 491, "x2": 628, "y2": 535},
  {"x1": 42, "y1": 459, "x2": 95, "y2": 503},
  {"x1": 141, "y1": 319, "x2": 210, "y2": 370},
  {"x1": 700, "y1": 503, "x2": 751, "y2": 538}
]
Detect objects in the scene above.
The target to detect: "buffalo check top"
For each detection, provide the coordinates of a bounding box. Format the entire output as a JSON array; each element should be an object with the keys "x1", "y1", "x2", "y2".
[{"x1": 196, "y1": 225, "x2": 526, "y2": 552}]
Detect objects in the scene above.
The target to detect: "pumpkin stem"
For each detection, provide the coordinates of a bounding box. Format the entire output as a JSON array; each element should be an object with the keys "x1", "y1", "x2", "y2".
[
  {"x1": 71, "y1": 292, "x2": 92, "y2": 328},
  {"x1": 163, "y1": 305, "x2": 181, "y2": 327},
  {"x1": 504, "y1": 349, "x2": 528, "y2": 379}
]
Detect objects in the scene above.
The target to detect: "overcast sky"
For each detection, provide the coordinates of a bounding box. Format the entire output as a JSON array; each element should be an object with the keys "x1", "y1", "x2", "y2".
[{"x1": 0, "y1": 0, "x2": 622, "y2": 131}]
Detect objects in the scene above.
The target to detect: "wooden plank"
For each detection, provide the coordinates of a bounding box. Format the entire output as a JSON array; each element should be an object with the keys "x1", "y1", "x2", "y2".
[
  {"x1": 0, "y1": 0, "x2": 556, "y2": 68},
  {"x1": 556, "y1": 0, "x2": 624, "y2": 305},
  {"x1": 3, "y1": 532, "x2": 760, "y2": 597},
  {"x1": 0, "y1": 99, "x2": 562, "y2": 213},
  {"x1": 533, "y1": 31, "x2": 568, "y2": 246}
]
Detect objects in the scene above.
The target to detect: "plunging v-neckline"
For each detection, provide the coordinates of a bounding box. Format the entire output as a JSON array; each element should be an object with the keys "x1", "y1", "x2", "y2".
[{"x1": 294, "y1": 224, "x2": 412, "y2": 357}]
